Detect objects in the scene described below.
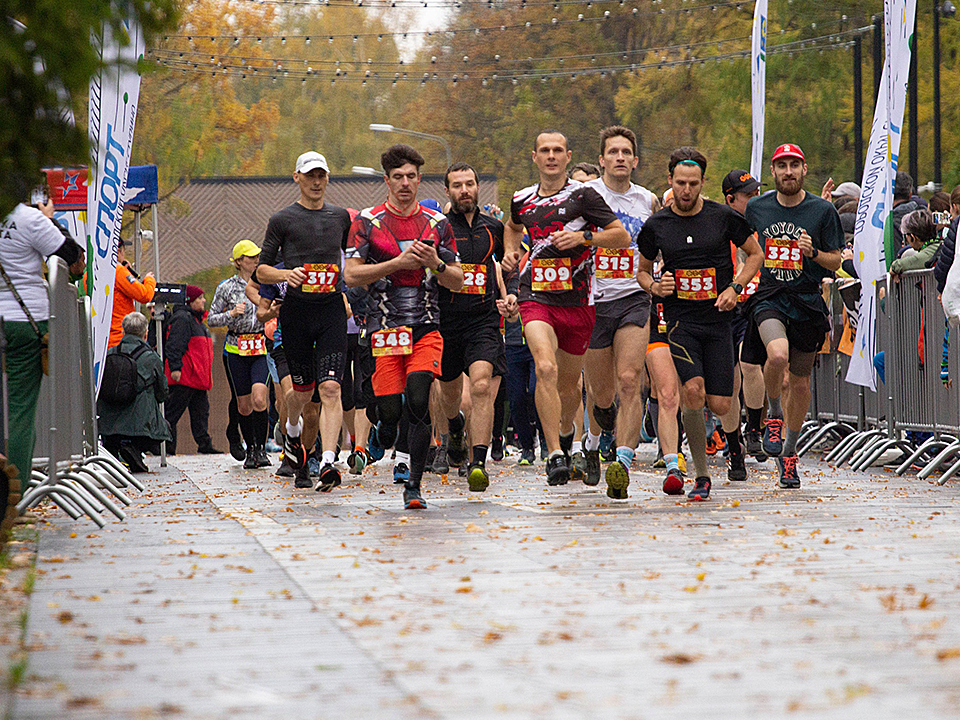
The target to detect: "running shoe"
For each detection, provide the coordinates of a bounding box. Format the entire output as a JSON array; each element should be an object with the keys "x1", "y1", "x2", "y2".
[
  {"x1": 403, "y1": 484, "x2": 426, "y2": 510},
  {"x1": 705, "y1": 429, "x2": 724, "y2": 456},
  {"x1": 600, "y1": 431, "x2": 617, "y2": 462},
  {"x1": 276, "y1": 456, "x2": 295, "y2": 478},
  {"x1": 546, "y1": 454, "x2": 570, "y2": 486},
  {"x1": 367, "y1": 426, "x2": 385, "y2": 462},
  {"x1": 347, "y1": 448, "x2": 368, "y2": 475},
  {"x1": 491, "y1": 436, "x2": 504, "y2": 462},
  {"x1": 393, "y1": 462, "x2": 410, "y2": 485},
  {"x1": 678, "y1": 452, "x2": 687, "y2": 475},
  {"x1": 294, "y1": 464, "x2": 312, "y2": 489},
  {"x1": 569, "y1": 450, "x2": 587, "y2": 483},
  {"x1": 229, "y1": 439, "x2": 246, "y2": 462},
  {"x1": 316, "y1": 463, "x2": 341, "y2": 492},
  {"x1": 687, "y1": 476, "x2": 711, "y2": 501},
  {"x1": 243, "y1": 446, "x2": 258, "y2": 469},
  {"x1": 425, "y1": 444, "x2": 438, "y2": 470},
  {"x1": 744, "y1": 429, "x2": 766, "y2": 461},
  {"x1": 662, "y1": 468, "x2": 684, "y2": 496},
  {"x1": 762, "y1": 418, "x2": 784, "y2": 457},
  {"x1": 776, "y1": 454, "x2": 801, "y2": 488},
  {"x1": 256, "y1": 447, "x2": 271, "y2": 468},
  {"x1": 282, "y1": 434, "x2": 308, "y2": 470},
  {"x1": 458, "y1": 462, "x2": 468, "y2": 477},
  {"x1": 274, "y1": 423, "x2": 284, "y2": 449},
  {"x1": 653, "y1": 449, "x2": 666, "y2": 469},
  {"x1": 559, "y1": 432, "x2": 574, "y2": 457},
  {"x1": 447, "y1": 413, "x2": 468, "y2": 466},
  {"x1": 605, "y1": 459, "x2": 630, "y2": 499},
  {"x1": 432, "y1": 449, "x2": 450, "y2": 475},
  {"x1": 308, "y1": 455, "x2": 320, "y2": 478},
  {"x1": 728, "y1": 445, "x2": 747, "y2": 481},
  {"x1": 519, "y1": 448, "x2": 535, "y2": 466},
  {"x1": 467, "y1": 462, "x2": 490, "y2": 492},
  {"x1": 265, "y1": 439, "x2": 281, "y2": 454},
  {"x1": 584, "y1": 449, "x2": 601, "y2": 486}
]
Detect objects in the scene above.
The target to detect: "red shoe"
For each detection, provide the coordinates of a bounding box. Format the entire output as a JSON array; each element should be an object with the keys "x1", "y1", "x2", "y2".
[{"x1": 662, "y1": 468, "x2": 684, "y2": 495}]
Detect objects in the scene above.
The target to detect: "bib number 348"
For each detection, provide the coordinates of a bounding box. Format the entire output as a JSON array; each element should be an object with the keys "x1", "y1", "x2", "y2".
[
  {"x1": 531, "y1": 257, "x2": 572, "y2": 292},
  {"x1": 675, "y1": 268, "x2": 717, "y2": 300},
  {"x1": 371, "y1": 326, "x2": 413, "y2": 356}
]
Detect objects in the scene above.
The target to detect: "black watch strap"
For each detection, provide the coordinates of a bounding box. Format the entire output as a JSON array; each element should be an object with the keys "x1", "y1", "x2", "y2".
[{"x1": 729, "y1": 281, "x2": 744, "y2": 295}]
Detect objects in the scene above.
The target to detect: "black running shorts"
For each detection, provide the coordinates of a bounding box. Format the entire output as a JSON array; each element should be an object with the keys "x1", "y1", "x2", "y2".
[
  {"x1": 279, "y1": 294, "x2": 347, "y2": 392},
  {"x1": 439, "y1": 312, "x2": 507, "y2": 382},
  {"x1": 666, "y1": 319, "x2": 735, "y2": 397}
]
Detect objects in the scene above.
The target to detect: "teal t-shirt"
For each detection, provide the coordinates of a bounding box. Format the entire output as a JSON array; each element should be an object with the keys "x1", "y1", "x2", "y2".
[{"x1": 745, "y1": 190, "x2": 845, "y2": 295}]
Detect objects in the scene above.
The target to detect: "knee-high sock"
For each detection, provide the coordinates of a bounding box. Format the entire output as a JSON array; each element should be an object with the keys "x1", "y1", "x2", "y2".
[
  {"x1": 681, "y1": 407, "x2": 709, "y2": 479},
  {"x1": 254, "y1": 410, "x2": 268, "y2": 449},
  {"x1": 239, "y1": 413, "x2": 253, "y2": 448}
]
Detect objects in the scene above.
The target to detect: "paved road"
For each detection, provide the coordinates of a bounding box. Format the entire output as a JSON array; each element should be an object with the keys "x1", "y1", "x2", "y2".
[{"x1": 8, "y1": 447, "x2": 960, "y2": 719}]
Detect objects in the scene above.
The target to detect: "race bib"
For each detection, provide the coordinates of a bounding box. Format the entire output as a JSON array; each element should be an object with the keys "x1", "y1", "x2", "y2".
[
  {"x1": 371, "y1": 326, "x2": 413, "y2": 357},
  {"x1": 457, "y1": 263, "x2": 487, "y2": 294},
  {"x1": 595, "y1": 248, "x2": 635, "y2": 279},
  {"x1": 764, "y1": 238, "x2": 803, "y2": 271},
  {"x1": 655, "y1": 303, "x2": 667, "y2": 334},
  {"x1": 302, "y1": 263, "x2": 339, "y2": 293},
  {"x1": 237, "y1": 333, "x2": 267, "y2": 357},
  {"x1": 675, "y1": 268, "x2": 717, "y2": 300},
  {"x1": 531, "y1": 257, "x2": 572, "y2": 292},
  {"x1": 739, "y1": 275, "x2": 760, "y2": 303}
]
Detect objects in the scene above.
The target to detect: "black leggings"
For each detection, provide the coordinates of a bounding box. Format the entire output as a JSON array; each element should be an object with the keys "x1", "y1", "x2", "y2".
[{"x1": 376, "y1": 371, "x2": 434, "y2": 486}]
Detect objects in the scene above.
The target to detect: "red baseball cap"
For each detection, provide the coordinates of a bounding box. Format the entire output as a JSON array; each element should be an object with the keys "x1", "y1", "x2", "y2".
[{"x1": 771, "y1": 143, "x2": 805, "y2": 163}]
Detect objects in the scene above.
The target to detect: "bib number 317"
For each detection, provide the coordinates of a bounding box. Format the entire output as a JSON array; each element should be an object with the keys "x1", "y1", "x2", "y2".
[
  {"x1": 302, "y1": 263, "x2": 339, "y2": 293},
  {"x1": 371, "y1": 327, "x2": 413, "y2": 356},
  {"x1": 531, "y1": 257, "x2": 572, "y2": 292}
]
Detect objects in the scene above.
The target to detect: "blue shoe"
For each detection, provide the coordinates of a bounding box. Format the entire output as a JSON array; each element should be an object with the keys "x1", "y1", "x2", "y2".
[
  {"x1": 367, "y1": 426, "x2": 385, "y2": 462},
  {"x1": 265, "y1": 439, "x2": 281, "y2": 453},
  {"x1": 393, "y1": 462, "x2": 410, "y2": 485}
]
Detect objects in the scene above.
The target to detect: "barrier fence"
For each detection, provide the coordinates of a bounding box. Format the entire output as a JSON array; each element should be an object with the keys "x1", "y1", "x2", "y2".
[
  {"x1": 802, "y1": 269, "x2": 960, "y2": 485},
  {"x1": 8, "y1": 258, "x2": 144, "y2": 528}
]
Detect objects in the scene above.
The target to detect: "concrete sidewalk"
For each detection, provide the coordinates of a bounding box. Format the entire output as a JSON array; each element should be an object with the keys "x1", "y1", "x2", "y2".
[{"x1": 6, "y1": 448, "x2": 960, "y2": 719}]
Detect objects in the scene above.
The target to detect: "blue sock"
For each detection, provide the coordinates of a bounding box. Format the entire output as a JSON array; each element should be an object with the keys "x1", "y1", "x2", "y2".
[
  {"x1": 616, "y1": 446, "x2": 634, "y2": 467},
  {"x1": 664, "y1": 453, "x2": 679, "y2": 472}
]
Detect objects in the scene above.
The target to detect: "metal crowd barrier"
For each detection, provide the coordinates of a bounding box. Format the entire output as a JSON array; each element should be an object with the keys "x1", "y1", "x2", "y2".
[{"x1": 16, "y1": 258, "x2": 143, "y2": 527}]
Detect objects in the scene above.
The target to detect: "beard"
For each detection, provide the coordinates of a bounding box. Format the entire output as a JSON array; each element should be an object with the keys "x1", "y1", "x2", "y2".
[
  {"x1": 674, "y1": 193, "x2": 699, "y2": 212},
  {"x1": 774, "y1": 174, "x2": 804, "y2": 196},
  {"x1": 452, "y1": 194, "x2": 478, "y2": 214}
]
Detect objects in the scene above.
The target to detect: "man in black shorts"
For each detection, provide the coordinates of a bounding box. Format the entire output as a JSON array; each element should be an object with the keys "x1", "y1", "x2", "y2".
[
  {"x1": 742, "y1": 143, "x2": 843, "y2": 488},
  {"x1": 437, "y1": 162, "x2": 512, "y2": 492},
  {"x1": 637, "y1": 147, "x2": 763, "y2": 501},
  {"x1": 256, "y1": 151, "x2": 352, "y2": 492}
]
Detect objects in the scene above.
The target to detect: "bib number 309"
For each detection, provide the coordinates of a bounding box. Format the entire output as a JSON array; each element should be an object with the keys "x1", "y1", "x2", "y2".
[
  {"x1": 531, "y1": 257, "x2": 572, "y2": 292},
  {"x1": 675, "y1": 268, "x2": 717, "y2": 300},
  {"x1": 371, "y1": 326, "x2": 413, "y2": 356}
]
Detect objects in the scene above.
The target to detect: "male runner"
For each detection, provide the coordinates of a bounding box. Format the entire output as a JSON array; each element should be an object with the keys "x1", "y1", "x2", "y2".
[
  {"x1": 582, "y1": 125, "x2": 659, "y2": 497},
  {"x1": 743, "y1": 143, "x2": 843, "y2": 488},
  {"x1": 438, "y1": 162, "x2": 512, "y2": 492},
  {"x1": 257, "y1": 151, "x2": 351, "y2": 492},
  {"x1": 344, "y1": 144, "x2": 463, "y2": 509},
  {"x1": 502, "y1": 130, "x2": 629, "y2": 486},
  {"x1": 637, "y1": 147, "x2": 763, "y2": 500}
]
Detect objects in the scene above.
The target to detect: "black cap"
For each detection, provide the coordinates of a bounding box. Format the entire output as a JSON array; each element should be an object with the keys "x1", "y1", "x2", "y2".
[{"x1": 722, "y1": 169, "x2": 762, "y2": 197}]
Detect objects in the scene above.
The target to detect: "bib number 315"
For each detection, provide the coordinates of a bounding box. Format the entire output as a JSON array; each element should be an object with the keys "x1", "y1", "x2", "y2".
[
  {"x1": 531, "y1": 257, "x2": 572, "y2": 292},
  {"x1": 371, "y1": 327, "x2": 413, "y2": 356}
]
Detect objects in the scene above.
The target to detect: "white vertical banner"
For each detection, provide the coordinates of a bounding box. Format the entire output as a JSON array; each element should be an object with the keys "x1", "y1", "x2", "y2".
[
  {"x1": 87, "y1": 12, "x2": 144, "y2": 389},
  {"x1": 846, "y1": 0, "x2": 916, "y2": 389},
  {"x1": 750, "y1": 0, "x2": 768, "y2": 181}
]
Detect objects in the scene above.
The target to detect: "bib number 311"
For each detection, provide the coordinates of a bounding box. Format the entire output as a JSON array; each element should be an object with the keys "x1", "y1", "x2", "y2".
[
  {"x1": 371, "y1": 327, "x2": 413, "y2": 356},
  {"x1": 531, "y1": 257, "x2": 572, "y2": 292}
]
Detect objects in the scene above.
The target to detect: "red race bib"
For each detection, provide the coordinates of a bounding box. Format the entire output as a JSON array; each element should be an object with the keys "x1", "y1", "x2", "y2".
[
  {"x1": 739, "y1": 274, "x2": 760, "y2": 303},
  {"x1": 371, "y1": 327, "x2": 413, "y2": 357},
  {"x1": 457, "y1": 263, "x2": 487, "y2": 294},
  {"x1": 531, "y1": 257, "x2": 572, "y2": 292},
  {"x1": 675, "y1": 268, "x2": 717, "y2": 300},
  {"x1": 764, "y1": 238, "x2": 803, "y2": 271},
  {"x1": 237, "y1": 333, "x2": 266, "y2": 357},
  {"x1": 302, "y1": 263, "x2": 339, "y2": 293},
  {"x1": 595, "y1": 248, "x2": 635, "y2": 279}
]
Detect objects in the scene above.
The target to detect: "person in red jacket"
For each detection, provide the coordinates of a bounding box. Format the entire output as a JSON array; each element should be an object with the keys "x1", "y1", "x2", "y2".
[
  {"x1": 109, "y1": 242, "x2": 156, "y2": 348},
  {"x1": 164, "y1": 285, "x2": 219, "y2": 454}
]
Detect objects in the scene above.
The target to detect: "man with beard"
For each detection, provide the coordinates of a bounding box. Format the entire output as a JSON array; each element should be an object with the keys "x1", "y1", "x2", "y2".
[
  {"x1": 502, "y1": 130, "x2": 630, "y2": 487},
  {"x1": 637, "y1": 147, "x2": 763, "y2": 501},
  {"x1": 742, "y1": 143, "x2": 843, "y2": 488},
  {"x1": 437, "y1": 163, "x2": 512, "y2": 491}
]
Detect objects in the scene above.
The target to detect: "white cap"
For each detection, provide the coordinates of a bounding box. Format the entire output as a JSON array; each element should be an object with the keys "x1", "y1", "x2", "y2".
[
  {"x1": 295, "y1": 151, "x2": 329, "y2": 174},
  {"x1": 831, "y1": 181, "x2": 861, "y2": 199}
]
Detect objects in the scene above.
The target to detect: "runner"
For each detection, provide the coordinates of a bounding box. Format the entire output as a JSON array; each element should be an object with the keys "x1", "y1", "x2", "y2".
[
  {"x1": 438, "y1": 162, "x2": 512, "y2": 492},
  {"x1": 581, "y1": 125, "x2": 659, "y2": 497},
  {"x1": 637, "y1": 147, "x2": 763, "y2": 500},
  {"x1": 256, "y1": 150, "x2": 352, "y2": 493},
  {"x1": 502, "y1": 130, "x2": 630, "y2": 486},
  {"x1": 742, "y1": 143, "x2": 844, "y2": 488},
  {"x1": 344, "y1": 144, "x2": 463, "y2": 509}
]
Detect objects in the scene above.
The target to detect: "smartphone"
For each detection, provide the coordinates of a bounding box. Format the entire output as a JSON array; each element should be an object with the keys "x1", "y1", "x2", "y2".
[
  {"x1": 421, "y1": 237, "x2": 435, "y2": 246},
  {"x1": 30, "y1": 185, "x2": 49, "y2": 206}
]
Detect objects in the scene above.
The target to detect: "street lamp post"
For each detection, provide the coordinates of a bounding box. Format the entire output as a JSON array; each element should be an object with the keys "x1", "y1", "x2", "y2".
[{"x1": 369, "y1": 123, "x2": 453, "y2": 168}]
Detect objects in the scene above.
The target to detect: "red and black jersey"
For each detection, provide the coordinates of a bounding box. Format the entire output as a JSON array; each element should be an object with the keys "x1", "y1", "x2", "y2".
[
  {"x1": 346, "y1": 203, "x2": 459, "y2": 330},
  {"x1": 440, "y1": 210, "x2": 505, "y2": 322},
  {"x1": 511, "y1": 180, "x2": 618, "y2": 307}
]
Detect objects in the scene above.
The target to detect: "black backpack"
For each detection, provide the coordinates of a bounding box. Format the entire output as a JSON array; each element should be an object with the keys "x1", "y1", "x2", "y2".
[{"x1": 99, "y1": 344, "x2": 149, "y2": 406}]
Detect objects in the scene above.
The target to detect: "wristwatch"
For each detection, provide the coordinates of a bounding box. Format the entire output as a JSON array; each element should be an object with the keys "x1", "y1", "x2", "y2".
[
  {"x1": 435, "y1": 261, "x2": 447, "y2": 274},
  {"x1": 810, "y1": 247, "x2": 819, "y2": 259},
  {"x1": 582, "y1": 230, "x2": 594, "y2": 246},
  {"x1": 729, "y1": 281, "x2": 744, "y2": 295}
]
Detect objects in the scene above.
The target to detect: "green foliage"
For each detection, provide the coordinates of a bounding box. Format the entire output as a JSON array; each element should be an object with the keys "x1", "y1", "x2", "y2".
[
  {"x1": 1, "y1": 0, "x2": 179, "y2": 217},
  {"x1": 180, "y1": 263, "x2": 234, "y2": 294}
]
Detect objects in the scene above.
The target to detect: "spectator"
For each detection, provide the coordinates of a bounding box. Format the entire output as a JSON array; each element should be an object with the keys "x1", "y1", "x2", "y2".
[
  {"x1": 108, "y1": 241, "x2": 156, "y2": 348},
  {"x1": 98, "y1": 311, "x2": 171, "y2": 472},
  {"x1": 933, "y1": 185, "x2": 960, "y2": 294},
  {"x1": 164, "y1": 285, "x2": 219, "y2": 455},
  {"x1": 0, "y1": 189, "x2": 84, "y2": 489},
  {"x1": 891, "y1": 171, "x2": 919, "y2": 254},
  {"x1": 928, "y1": 191, "x2": 952, "y2": 238},
  {"x1": 891, "y1": 209, "x2": 941, "y2": 280}
]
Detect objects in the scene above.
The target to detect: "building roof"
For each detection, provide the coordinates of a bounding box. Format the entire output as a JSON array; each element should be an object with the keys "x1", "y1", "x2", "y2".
[{"x1": 152, "y1": 174, "x2": 499, "y2": 281}]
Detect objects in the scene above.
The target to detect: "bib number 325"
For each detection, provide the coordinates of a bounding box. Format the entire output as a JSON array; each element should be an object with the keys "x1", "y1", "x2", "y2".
[
  {"x1": 371, "y1": 327, "x2": 413, "y2": 356},
  {"x1": 531, "y1": 257, "x2": 572, "y2": 292},
  {"x1": 764, "y1": 238, "x2": 803, "y2": 271}
]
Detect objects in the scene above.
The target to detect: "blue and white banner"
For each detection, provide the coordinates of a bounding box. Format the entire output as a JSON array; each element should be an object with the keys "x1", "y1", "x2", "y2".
[
  {"x1": 87, "y1": 12, "x2": 144, "y2": 389},
  {"x1": 750, "y1": 0, "x2": 768, "y2": 181},
  {"x1": 846, "y1": 0, "x2": 916, "y2": 389}
]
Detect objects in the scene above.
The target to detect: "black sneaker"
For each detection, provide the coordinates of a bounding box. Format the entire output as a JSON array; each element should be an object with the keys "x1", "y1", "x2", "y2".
[
  {"x1": 447, "y1": 413, "x2": 468, "y2": 466},
  {"x1": 393, "y1": 462, "x2": 410, "y2": 485},
  {"x1": 282, "y1": 434, "x2": 308, "y2": 470},
  {"x1": 316, "y1": 463, "x2": 341, "y2": 492},
  {"x1": 294, "y1": 464, "x2": 312, "y2": 488},
  {"x1": 255, "y1": 447, "x2": 271, "y2": 467},
  {"x1": 197, "y1": 444, "x2": 222, "y2": 455},
  {"x1": 599, "y1": 431, "x2": 616, "y2": 462},
  {"x1": 688, "y1": 476, "x2": 711, "y2": 501},
  {"x1": 243, "y1": 446, "x2": 258, "y2": 469},
  {"x1": 276, "y1": 456, "x2": 295, "y2": 478},
  {"x1": 432, "y1": 449, "x2": 450, "y2": 475},
  {"x1": 569, "y1": 451, "x2": 587, "y2": 483},
  {"x1": 546, "y1": 454, "x2": 569, "y2": 486},
  {"x1": 662, "y1": 468, "x2": 684, "y2": 496},
  {"x1": 762, "y1": 418, "x2": 784, "y2": 458},
  {"x1": 491, "y1": 436, "x2": 504, "y2": 462},
  {"x1": 118, "y1": 444, "x2": 149, "y2": 474},
  {"x1": 585, "y1": 449, "x2": 601, "y2": 486},
  {"x1": 744, "y1": 429, "x2": 767, "y2": 461},
  {"x1": 605, "y1": 459, "x2": 630, "y2": 499},
  {"x1": 727, "y1": 445, "x2": 747, "y2": 481},
  {"x1": 776, "y1": 455, "x2": 801, "y2": 488},
  {"x1": 467, "y1": 462, "x2": 489, "y2": 492},
  {"x1": 518, "y1": 448, "x2": 535, "y2": 466},
  {"x1": 458, "y1": 462, "x2": 468, "y2": 477},
  {"x1": 425, "y1": 444, "x2": 438, "y2": 470},
  {"x1": 403, "y1": 484, "x2": 426, "y2": 510},
  {"x1": 229, "y1": 439, "x2": 246, "y2": 462}
]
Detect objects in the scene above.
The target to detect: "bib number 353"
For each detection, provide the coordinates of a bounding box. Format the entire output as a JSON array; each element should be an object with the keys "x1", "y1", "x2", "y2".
[
  {"x1": 675, "y1": 268, "x2": 717, "y2": 300},
  {"x1": 371, "y1": 327, "x2": 413, "y2": 356},
  {"x1": 531, "y1": 257, "x2": 572, "y2": 292}
]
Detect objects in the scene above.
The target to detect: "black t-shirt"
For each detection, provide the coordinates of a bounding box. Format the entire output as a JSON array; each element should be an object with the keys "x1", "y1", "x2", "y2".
[
  {"x1": 638, "y1": 199, "x2": 753, "y2": 324},
  {"x1": 258, "y1": 202, "x2": 351, "y2": 304},
  {"x1": 440, "y1": 210, "x2": 505, "y2": 322}
]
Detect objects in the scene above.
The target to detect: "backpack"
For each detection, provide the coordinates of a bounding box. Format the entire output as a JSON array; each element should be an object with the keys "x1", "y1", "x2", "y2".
[{"x1": 99, "y1": 344, "x2": 149, "y2": 406}]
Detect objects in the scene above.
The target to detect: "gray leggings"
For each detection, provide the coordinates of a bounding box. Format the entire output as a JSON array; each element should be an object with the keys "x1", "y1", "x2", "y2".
[{"x1": 758, "y1": 318, "x2": 818, "y2": 377}]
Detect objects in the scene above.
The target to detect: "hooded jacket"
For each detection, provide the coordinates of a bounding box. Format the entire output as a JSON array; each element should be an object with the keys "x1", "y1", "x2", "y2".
[{"x1": 164, "y1": 304, "x2": 213, "y2": 390}]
